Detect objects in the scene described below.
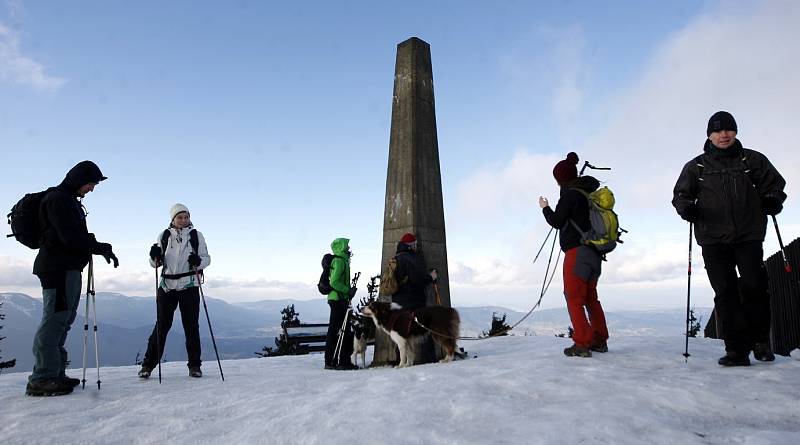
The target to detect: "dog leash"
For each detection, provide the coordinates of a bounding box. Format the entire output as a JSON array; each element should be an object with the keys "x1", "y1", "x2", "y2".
[{"x1": 414, "y1": 236, "x2": 562, "y2": 341}]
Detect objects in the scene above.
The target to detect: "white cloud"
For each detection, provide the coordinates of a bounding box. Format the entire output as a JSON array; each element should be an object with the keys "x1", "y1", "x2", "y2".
[
  {"x1": 0, "y1": 22, "x2": 66, "y2": 92},
  {"x1": 451, "y1": 0, "x2": 800, "y2": 305}
]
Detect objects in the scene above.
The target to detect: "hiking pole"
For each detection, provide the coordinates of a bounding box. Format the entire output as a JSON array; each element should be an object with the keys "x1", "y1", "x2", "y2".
[
  {"x1": 772, "y1": 215, "x2": 792, "y2": 273},
  {"x1": 81, "y1": 258, "x2": 101, "y2": 389},
  {"x1": 90, "y1": 261, "x2": 101, "y2": 390},
  {"x1": 195, "y1": 268, "x2": 224, "y2": 381},
  {"x1": 333, "y1": 306, "x2": 353, "y2": 367},
  {"x1": 432, "y1": 280, "x2": 442, "y2": 306},
  {"x1": 155, "y1": 262, "x2": 162, "y2": 384},
  {"x1": 81, "y1": 259, "x2": 91, "y2": 389},
  {"x1": 683, "y1": 223, "x2": 693, "y2": 363},
  {"x1": 333, "y1": 272, "x2": 361, "y2": 367},
  {"x1": 533, "y1": 227, "x2": 554, "y2": 264}
]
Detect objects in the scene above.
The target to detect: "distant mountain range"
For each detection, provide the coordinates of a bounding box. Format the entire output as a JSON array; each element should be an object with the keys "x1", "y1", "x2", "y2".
[{"x1": 0, "y1": 292, "x2": 711, "y2": 373}]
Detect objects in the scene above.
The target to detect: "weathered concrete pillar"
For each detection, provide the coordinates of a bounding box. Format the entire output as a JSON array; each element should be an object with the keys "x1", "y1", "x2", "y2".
[{"x1": 372, "y1": 37, "x2": 450, "y2": 366}]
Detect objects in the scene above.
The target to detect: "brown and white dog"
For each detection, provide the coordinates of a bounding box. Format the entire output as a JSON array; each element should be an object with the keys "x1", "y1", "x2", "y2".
[{"x1": 361, "y1": 301, "x2": 460, "y2": 367}]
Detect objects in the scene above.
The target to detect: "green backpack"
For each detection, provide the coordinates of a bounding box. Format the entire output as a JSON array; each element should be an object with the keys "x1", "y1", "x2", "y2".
[{"x1": 569, "y1": 186, "x2": 623, "y2": 254}]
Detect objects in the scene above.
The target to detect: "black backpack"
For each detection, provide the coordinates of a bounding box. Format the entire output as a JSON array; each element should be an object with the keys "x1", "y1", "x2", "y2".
[
  {"x1": 6, "y1": 188, "x2": 56, "y2": 249},
  {"x1": 317, "y1": 253, "x2": 338, "y2": 295}
]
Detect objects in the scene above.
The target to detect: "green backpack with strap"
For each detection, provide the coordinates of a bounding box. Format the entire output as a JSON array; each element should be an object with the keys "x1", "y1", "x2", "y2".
[{"x1": 569, "y1": 186, "x2": 623, "y2": 254}]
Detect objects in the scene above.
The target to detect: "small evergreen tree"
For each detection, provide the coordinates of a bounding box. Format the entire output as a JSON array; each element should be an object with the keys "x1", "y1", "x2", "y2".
[
  {"x1": 1, "y1": 301, "x2": 17, "y2": 374},
  {"x1": 688, "y1": 308, "x2": 702, "y2": 338},
  {"x1": 280, "y1": 304, "x2": 301, "y2": 329},
  {"x1": 257, "y1": 304, "x2": 303, "y2": 357}
]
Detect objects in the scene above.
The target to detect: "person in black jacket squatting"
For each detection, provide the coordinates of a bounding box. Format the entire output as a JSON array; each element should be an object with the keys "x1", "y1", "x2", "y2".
[
  {"x1": 539, "y1": 153, "x2": 609, "y2": 358},
  {"x1": 27, "y1": 160, "x2": 119, "y2": 396},
  {"x1": 672, "y1": 111, "x2": 786, "y2": 366},
  {"x1": 139, "y1": 203, "x2": 210, "y2": 378}
]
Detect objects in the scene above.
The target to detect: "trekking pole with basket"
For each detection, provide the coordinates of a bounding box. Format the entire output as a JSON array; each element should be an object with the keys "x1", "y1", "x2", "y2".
[
  {"x1": 683, "y1": 223, "x2": 694, "y2": 362},
  {"x1": 81, "y1": 258, "x2": 102, "y2": 390},
  {"x1": 333, "y1": 272, "x2": 360, "y2": 366},
  {"x1": 154, "y1": 261, "x2": 163, "y2": 384},
  {"x1": 195, "y1": 268, "x2": 224, "y2": 381}
]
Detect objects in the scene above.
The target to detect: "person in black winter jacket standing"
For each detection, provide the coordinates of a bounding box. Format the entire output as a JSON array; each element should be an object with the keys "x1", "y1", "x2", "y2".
[
  {"x1": 390, "y1": 233, "x2": 439, "y2": 364},
  {"x1": 673, "y1": 111, "x2": 786, "y2": 366},
  {"x1": 27, "y1": 161, "x2": 119, "y2": 396},
  {"x1": 539, "y1": 153, "x2": 609, "y2": 358},
  {"x1": 392, "y1": 233, "x2": 438, "y2": 311}
]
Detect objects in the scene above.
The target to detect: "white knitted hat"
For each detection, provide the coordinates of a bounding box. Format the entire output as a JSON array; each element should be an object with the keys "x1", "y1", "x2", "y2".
[{"x1": 170, "y1": 203, "x2": 190, "y2": 222}]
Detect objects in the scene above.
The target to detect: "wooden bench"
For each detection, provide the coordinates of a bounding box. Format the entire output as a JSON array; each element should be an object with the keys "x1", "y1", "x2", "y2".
[{"x1": 284, "y1": 323, "x2": 329, "y2": 354}]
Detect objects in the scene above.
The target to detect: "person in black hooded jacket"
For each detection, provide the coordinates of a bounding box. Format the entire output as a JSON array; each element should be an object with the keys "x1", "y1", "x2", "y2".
[
  {"x1": 390, "y1": 233, "x2": 438, "y2": 364},
  {"x1": 539, "y1": 152, "x2": 609, "y2": 358},
  {"x1": 26, "y1": 160, "x2": 118, "y2": 397},
  {"x1": 672, "y1": 111, "x2": 786, "y2": 367}
]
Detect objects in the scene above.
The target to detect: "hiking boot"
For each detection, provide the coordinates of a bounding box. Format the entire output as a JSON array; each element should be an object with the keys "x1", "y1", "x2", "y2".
[
  {"x1": 590, "y1": 341, "x2": 609, "y2": 353},
  {"x1": 189, "y1": 367, "x2": 202, "y2": 378},
  {"x1": 563, "y1": 344, "x2": 592, "y2": 358},
  {"x1": 59, "y1": 376, "x2": 81, "y2": 388},
  {"x1": 334, "y1": 363, "x2": 359, "y2": 371},
  {"x1": 718, "y1": 352, "x2": 751, "y2": 367},
  {"x1": 25, "y1": 378, "x2": 74, "y2": 397},
  {"x1": 324, "y1": 364, "x2": 335, "y2": 370},
  {"x1": 753, "y1": 343, "x2": 775, "y2": 362},
  {"x1": 138, "y1": 366, "x2": 153, "y2": 379}
]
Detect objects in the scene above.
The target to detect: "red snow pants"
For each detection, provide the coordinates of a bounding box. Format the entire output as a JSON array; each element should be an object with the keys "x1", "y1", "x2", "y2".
[{"x1": 563, "y1": 246, "x2": 609, "y2": 348}]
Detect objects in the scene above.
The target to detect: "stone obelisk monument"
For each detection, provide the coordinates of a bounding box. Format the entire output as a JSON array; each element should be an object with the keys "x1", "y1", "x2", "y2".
[{"x1": 373, "y1": 37, "x2": 450, "y2": 366}]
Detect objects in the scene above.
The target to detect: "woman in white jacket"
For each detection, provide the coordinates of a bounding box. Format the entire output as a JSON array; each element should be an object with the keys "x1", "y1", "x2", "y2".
[{"x1": 138, "y1": 203, "x2": 210, "y2": 378}]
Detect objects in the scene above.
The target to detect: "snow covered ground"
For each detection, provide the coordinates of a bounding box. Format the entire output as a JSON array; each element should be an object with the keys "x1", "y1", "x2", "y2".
[{"x1": 1, "y1": 335, "x2": 799, "y2": 445}]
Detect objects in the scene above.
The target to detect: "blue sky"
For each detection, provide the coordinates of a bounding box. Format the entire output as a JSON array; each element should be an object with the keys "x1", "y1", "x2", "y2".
[{"x1": 2, "y1": 0, "x2": 798, "y2": 310}]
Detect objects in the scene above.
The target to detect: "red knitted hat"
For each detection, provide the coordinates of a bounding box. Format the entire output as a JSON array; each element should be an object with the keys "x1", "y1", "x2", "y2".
[
  {"x1": 400, "y1": 233, "x2": 417, "y2": 244},
  {"x1": 552, "y1": 152, "x2": 579, "y2": 184}
]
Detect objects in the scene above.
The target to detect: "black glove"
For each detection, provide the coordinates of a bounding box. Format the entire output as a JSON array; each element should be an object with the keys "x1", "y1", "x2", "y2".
[
  {"x1": 680, "y1": 203, "x2": 699, "y2": 223},
  {"x1": 761, "y1": 196, "x2": 783, "y2": 215},
  {"x1": 348, "y1": 286, "x2": 357, "y2": 300},
  {"x1": 149, "y1": 244, "x2": 163, "y2": 263},
  {"x1": 188, "y1": 252, "x2": 202, "y2": 268},
  {"x1": 102, "y1": 252, "x2": 119, "y2": 268}
]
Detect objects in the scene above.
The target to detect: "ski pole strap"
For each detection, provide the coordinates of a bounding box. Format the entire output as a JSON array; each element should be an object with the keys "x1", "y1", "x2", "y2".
[{"x1": 162, "y1": 270, "x2": 203, "y2": 280}]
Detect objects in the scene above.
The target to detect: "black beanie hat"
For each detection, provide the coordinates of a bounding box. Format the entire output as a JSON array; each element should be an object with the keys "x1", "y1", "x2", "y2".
[{"x1": 707, "y1": 111, "x2": 737, "y2": 136}]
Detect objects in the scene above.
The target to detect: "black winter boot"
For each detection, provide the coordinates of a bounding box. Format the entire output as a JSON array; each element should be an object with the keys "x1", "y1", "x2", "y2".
[
  {"x1": 752, "y1": 343, "x2": 775, "y2": 362},
  {"x1": 138, "y1": 366, "x2": 153, "y2": 379},
  {"x1": 718, "y1": 352, "x2": 751, "y2": 367},
  {"x1": 60, "y1": 376, "x2": 81, "y2": 388},
  {"x1": 25, "y1": 378, "x2": 74, "y2": 397}
]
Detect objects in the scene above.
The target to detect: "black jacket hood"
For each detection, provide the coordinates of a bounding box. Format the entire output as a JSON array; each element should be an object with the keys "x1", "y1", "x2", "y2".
[{"x1": 60, "y1": 161, "x2": 107, "y2": 193}]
